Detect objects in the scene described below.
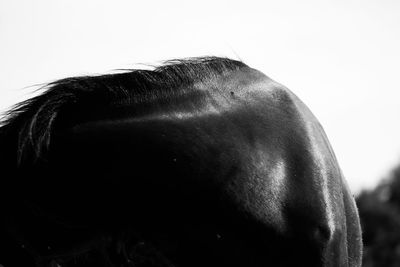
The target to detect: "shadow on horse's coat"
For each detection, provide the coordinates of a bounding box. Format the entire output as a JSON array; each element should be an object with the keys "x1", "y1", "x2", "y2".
[{"x1": 0, "y1": 57, "x2": 362, "y2": 266}]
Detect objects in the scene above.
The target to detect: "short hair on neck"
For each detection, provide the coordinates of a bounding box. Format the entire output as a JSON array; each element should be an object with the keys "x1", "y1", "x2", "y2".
[{"x1": 0, "y1": 57, "x2": 247, "y2": 165}]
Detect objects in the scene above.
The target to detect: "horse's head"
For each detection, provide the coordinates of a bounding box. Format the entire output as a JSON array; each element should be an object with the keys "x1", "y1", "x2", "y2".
[{"x1": 0, "y1": 57, "x2": 362, "y2": 266}]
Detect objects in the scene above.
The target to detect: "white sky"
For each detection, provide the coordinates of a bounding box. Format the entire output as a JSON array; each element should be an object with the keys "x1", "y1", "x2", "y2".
[{"x1": 1, "y1": 0, "x2": 400, "y2": 193}]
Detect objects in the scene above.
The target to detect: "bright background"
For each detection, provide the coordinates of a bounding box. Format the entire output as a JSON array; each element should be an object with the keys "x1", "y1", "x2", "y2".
[{"x1": 1, "y1": 0, "x2": 400, "y2": 193}]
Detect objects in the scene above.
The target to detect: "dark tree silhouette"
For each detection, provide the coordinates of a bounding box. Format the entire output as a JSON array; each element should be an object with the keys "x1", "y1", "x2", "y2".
[{"x1": 357, "y1": 164, "x2": 400, "y2": 266}]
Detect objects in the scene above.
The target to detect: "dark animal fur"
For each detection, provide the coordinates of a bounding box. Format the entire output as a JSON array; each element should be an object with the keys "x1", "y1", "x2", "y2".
[
  {"x1": 0, "y1": 57, "x2": 247, "y2": 267},
  {"x1": 0, "y1": 57, "x2": 246, "y2": 165},
  {"x1": 0, "y1": 56, "x2": 362, "y2": 267}
]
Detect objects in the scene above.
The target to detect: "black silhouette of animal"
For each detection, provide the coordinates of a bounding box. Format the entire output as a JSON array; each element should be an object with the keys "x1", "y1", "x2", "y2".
[{"x1": 0, "y1": 57, "x2": 362, "y2": 267}]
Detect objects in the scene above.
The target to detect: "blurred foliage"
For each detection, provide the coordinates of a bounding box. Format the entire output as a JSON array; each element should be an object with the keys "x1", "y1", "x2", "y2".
[{"x1": 356, "y1": 164, "x2": 400, "y2": 266}]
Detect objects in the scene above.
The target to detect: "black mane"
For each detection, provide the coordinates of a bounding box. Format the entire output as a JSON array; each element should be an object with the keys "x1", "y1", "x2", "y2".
[{"x1": 0, "y1": 57, "x2": 247, "y2": 165}]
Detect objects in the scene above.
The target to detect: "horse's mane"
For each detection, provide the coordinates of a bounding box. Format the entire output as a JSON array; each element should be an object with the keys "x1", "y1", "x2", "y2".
[{"x1": 0, "y1": 57, "x2": 247, "y2": 166}]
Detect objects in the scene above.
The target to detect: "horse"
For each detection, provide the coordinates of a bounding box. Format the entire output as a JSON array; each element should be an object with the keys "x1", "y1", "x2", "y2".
[{"x1": 0, "y1": 57, "x2": 362, "y2": 267}]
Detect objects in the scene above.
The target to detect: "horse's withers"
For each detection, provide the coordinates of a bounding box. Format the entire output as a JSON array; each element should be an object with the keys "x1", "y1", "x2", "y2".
[
  {"x1": 1, "y1": 58, "x2": 362, "y2": 266},
  {"x1": 56, "y1": 67, "x2": 362, "y2": 266}
]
